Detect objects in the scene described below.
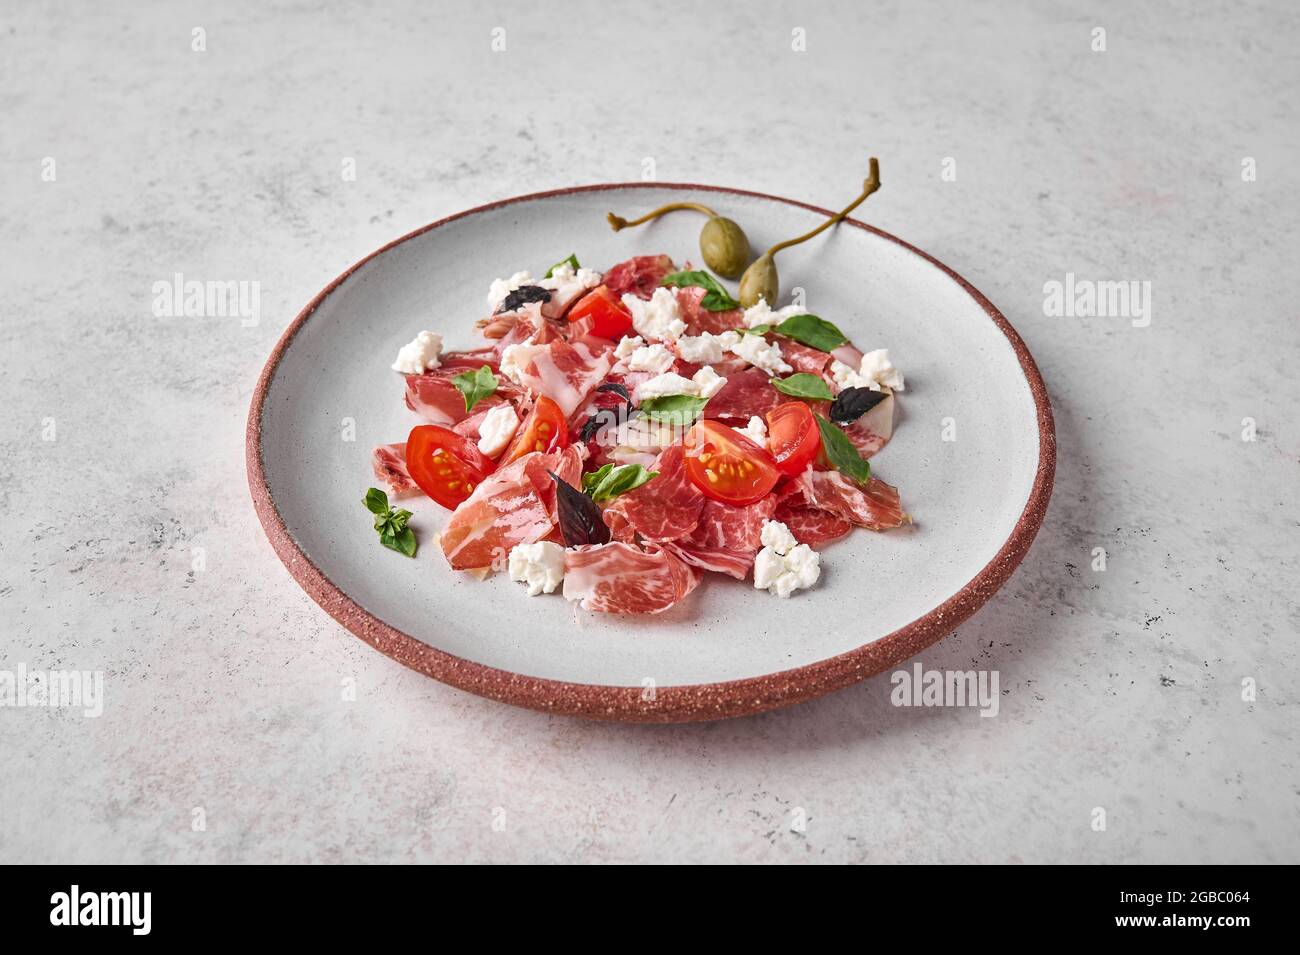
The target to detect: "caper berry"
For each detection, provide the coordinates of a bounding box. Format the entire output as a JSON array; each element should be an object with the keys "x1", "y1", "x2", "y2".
[
  {"x1": 607, "y1": 201, "x2": 753, "y2": 278},
  {"x1": 743, "y1": 158, "x2": 883, "y2": 308},
  {"x1": 698, "y1": 216, "x2": 749, "y2": 278},
  {"x1": 738, "y1": 254, "x2": 779, "y2": 309}
]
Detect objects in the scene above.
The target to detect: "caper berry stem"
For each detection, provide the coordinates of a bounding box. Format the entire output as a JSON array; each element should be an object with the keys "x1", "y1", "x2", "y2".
[
  {"x1": 763, "y1": 158, "x2": 881, "y2": 258},
  {"x1": 607, "y1": 202, "x2": 719, "y2": 231}
]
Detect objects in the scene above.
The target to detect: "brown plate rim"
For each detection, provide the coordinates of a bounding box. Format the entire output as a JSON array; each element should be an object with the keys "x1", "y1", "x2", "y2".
[{"x1": 245, "y1": 182, "x2": 1056, "y2": 723}]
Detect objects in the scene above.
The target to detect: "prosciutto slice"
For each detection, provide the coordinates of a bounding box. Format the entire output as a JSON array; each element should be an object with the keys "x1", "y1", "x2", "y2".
[
  {"x1": 660, "y1": 539, "x2": 754, "y2": 580},
  {"x1": 602, "y1": 254, "x2": 675, "y2": 300},
  {"x1": 439, "y1": 448, "x2": 581, "y2": 570},
  {"x1": 795, "y1": 469, "x2": 908, "y2": 531},
  {"x1": 704, "y1": 367, "x2": 782, "y2": 421},
  {"x1": 404, "y1": 373, "x2": 518, "y2": 426},
  {"x1": 605, "y1": 445, "x2": 704, "y2": 542},
  {"x1": 843, "y1": 392, "x2": 895, "y2": 459},
  {"x1": 563, "y1": 542, "x2": 701, "y2": 614},
  {"x1": 772, "y1": 500, "x2": 852, "y2": 546},
  {"x1": 371, "y1": 443, "x2": 421, "y2": 498},
  {"x1": 674, "y1": 285, "x2": 743, "y2": 335},
  {"x1": 511, "y1": 338, "x2": 614, "y2": 419},
  {"x1": 779, "y1": 339, "x2": 831, "y2": 375},
  {"x1": 689, "y1": 496, "x2": 777, "y2": 551}
]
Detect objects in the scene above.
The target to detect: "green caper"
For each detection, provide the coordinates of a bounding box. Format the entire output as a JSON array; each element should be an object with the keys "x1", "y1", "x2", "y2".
[
  {"x1": 739, "y1": 254, "x2": 779, "y2": 309},
  {"x1": 742, "y1": 158, "x2": 883, "y2": 308},
  {"x1": 698, "y1": 216, "x2": 749, "y2": 278},
  {"x1": 607, "y1": 201, "x2": 752, "y2": 278}
]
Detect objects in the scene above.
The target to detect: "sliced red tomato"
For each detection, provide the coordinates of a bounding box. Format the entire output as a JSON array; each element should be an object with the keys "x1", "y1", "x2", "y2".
[
  {"x1": 499, "y1": 395, "x2": 569, "y2": 466},
  {"x1": 567, "y1": 285, "x2": 633, "y2": 339},
  {"x1": 683, "y1": 419, "x2": 780, "y2": 506},
  {"x1": 765, "y1": 401, "x2": 821, "y2": 476},
  {"x1": 406, "y1": 424, "x2": 496, "y2": 510}
]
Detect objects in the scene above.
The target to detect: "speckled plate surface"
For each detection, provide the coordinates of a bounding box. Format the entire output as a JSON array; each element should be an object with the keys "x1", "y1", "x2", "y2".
[{"x1": 247, "y1": 184, "x2": 1054, "y2": 722}]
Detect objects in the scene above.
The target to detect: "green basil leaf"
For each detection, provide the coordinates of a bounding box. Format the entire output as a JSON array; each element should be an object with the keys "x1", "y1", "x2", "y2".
[
  {"x1": 660, "y1": 270, "x2": 740, "y2": 311},
  {"x1": 772, "y1": 373, "x2": 834, "y2": 400},
  {"x1": 380, "y1": 526, "x2": 418, "y2": 558},
  {"x1": 586, "y1": 464, "x2": 659, "y2": 503},
  {"x1": 774, "y1": 314, "x2": 848, "y2": 352},
  {"x1": 451, "y1": 365, "x2": 498, "y2": 413},
  {"x1": 394, "y1": 526, "x2": 418, "y2": 557},
  {"x1": 737, "y1": 324, "x2": 772, "y2": 335},
  {"x1": 364, "y1": 487, "x2": 390, "y2": 515},
  {"x1": 389, "y1": 508, "x2": 412, "y2": 531},
  {"x1": 638, "y1": 394, "x2": 708, "y2": 425},
  {"x1": 544, "y1": 254, "x2": 580, "y2": 278},
  {"x1": 814, "y1": 414, "x2": 871, "y2": 485},
  {"x1": 581, "y1": 464, "x2": 614, "y2": 496}
]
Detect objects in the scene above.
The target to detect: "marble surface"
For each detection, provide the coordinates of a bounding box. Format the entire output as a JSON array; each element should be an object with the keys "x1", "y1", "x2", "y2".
[{"x1": 2, "y1": 0, "x2": 1296, "y2": 864}]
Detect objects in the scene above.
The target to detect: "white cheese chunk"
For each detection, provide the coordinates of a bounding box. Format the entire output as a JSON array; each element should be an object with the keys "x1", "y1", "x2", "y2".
[
  {"x1": 487, "y1": 271, "x2": 534, "y2": 312},
  {"x1": 636, "y1": 372, "x2": 698, "y2": 401},
  {"x1": 391, "y1": 330, "x2": 444, "y2": 374},
  {"x1": 740, "y1": 298, "x2": 809, "y2": 329},
  {"x1": 507, "y1": 541, "x2": 566, "y2": 596},
  {"x1": 728, "y1": 333, "x2": 793, "y2": 375},
  {"x1": 539, "y1": 262, "x2": 602, "y2": 296},
  {"x1": 623, "y1": 287, "x2": 686, "y2": 342},
  {"x1": 829, "y1": 358, "x2": 873, "y2": 391},
  {"x1": 475, "y1": 403, "x2": 519, "y2": 458},
  {"x1": 691, "y1": 365, "x2": 728, "y2": 398},
  {"x1": 753, "y1": 541, "x2": 821, "y2": 597},
  {"x1": 830, "y1": 349, "x2": 904, "y2": 393},
  {"x1": 626, "y1": 342, "x2": 676, "y2": 374},
  {"x1": 858, "y1": 349, "x2": 905, "y2": 392},
  {"x1": 635, "y1": 366, "x2": 728, "y2": 402},
  {"x1": 733, "y1": 415, "x2": 768, "y2": 447},
  {"x1": 675, "y1": 330, "x2": 740, "y2": 364},
  {"x1": 759, "y1": 519, "x2": 798, "y2": 556},
  {"x1": 613, "y1": 335, "x2": 645, "y2": 362},
  {"x1": 498, "y1": 343, "x2": 542, "y2": 386}
]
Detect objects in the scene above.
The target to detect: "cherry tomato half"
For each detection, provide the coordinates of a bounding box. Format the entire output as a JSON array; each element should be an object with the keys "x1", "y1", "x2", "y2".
[
  {"x1": 499, "y1": 395, "x2": 569, "y2": 466},
  {"x1": 567, "y1": 285, "x2": 633, "y2": 340},
  {"x1": 765, "y1": 401, "x2": 822, "y2": 476},
  {"x1": 406, "y1": 424, "x2": 496, "y2": 510},
  {"x1": 683, "y1": 420, "x2": 780, "y2": 506}
]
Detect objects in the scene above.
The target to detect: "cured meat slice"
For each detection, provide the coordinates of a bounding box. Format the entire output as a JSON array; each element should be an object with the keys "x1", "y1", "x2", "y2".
[
  {"x1": 439, "y1": 348, "x2": 501, "y2": 373},
  {"x1": 796, "y1": 469, "x2": 908, "y2": 531},
  {"x1": 523, "y1": 445, "x2": 583, "y2": 524},
  {"x1": 772, "y1": 500, "x2": 852, "y2": 546},
  {"x1": 689, "y1": 495, "x2": 777, "y2": 551},
  {"x1": 563, "y1": 542, "x2": 701, "y2": 614},
  {"x1": 674, "y1": 285, "x2": 743, "y2": 335},
  {"x1": 660, "y1": 539, "x2": 754, "y2": 580},
  {"x1": 600, "y1": 504, "x2": 639, "y2": 544},
  {"x1": 830, "y1": 343, "x2": 863, "y2": 369},
  {"x1": 605, "y1": 445, "x2": 704, "y2": 542},
  {"x1": 602, "y1": 254, "x2": 675, "y2": 300},
  {"x1": 779, "y1": 339, "x2": 831, "y2": 375},
  {"x1": 452, "y1": 407, "x2": 493, "y2": 442},
  {"x1": 703, "y1": 366, "x2": 782, "y2": 421},
  {"x1": 845, "y1": 427, "x2": 888, "y2": 459},
  {"x1": 511, "y1": 338, "x2": 614, "y2": 419},
  {"x1": 487, "y1": 312, "x2": 539, "y2": 352},
  {"x1": 404, "y1": 373, "x2": 518, "y2": 426},
  {"x1": 843, "y1": 391, "x2": 895, "y2": 460},
  {"x1": 440, "y1": 449, "x2": 576, "y2": 570},
  {"x1": 371, "y1": 443, "x2": 421, "y2": 498}
]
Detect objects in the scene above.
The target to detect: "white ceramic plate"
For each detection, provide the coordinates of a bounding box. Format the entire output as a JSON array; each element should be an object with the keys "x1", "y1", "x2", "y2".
[{"x1": 247, "y1": 184, "x2": 1054, "y2": 722}]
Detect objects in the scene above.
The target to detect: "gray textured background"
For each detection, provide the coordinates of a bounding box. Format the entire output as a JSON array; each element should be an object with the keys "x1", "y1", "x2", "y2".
[{"x1": 2, "y1": 1, "x2": 1297, "y2": 863}]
